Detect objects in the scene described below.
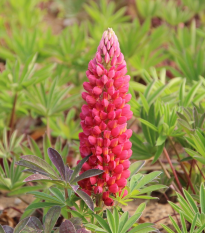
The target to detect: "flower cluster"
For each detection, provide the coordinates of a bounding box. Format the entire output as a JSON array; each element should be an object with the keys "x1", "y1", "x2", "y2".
[{"x1": 78, "y1": 28, "x2": 133, "y2": 206}]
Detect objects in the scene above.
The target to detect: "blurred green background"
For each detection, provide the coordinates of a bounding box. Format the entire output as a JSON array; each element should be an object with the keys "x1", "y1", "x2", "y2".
[{"x1": 0, "y1": 0, "x2": 205, "y2": 161}]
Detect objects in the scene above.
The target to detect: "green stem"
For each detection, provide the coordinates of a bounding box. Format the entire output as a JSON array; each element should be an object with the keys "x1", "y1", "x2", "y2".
[
  {"x1": 9, "y1": 92, "x2": 18, "y2": 138},
  {"x1": 65, "y1": 188, "x2": 71, "y2": 219},
  {"x1": 96, "y1": 194, "x2": 103, "y2": 214}
]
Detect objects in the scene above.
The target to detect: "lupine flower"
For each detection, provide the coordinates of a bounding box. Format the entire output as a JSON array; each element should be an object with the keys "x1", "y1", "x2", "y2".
[{"x1": 78, "y1": 28, "x2": 133, "y2": 206}]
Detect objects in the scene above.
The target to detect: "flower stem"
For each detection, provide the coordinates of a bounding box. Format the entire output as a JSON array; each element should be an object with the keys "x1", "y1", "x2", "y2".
[
  {"x1": 169, "y1": 137, "x2": 196, "y2": 194},
  {"x1": 96, "y1": 194, "x2": 103, "y2": 214},
  {"x1": 158, "y1": 159, "x2": 181, "y2": 194},
  {"x1": 8, "y1": 93, "x2": 18, "y2": 138},
  {"x1": 65, "y1": 188, "x2": 71, "y2": 219},
  {"x1": 163, "y1": 147, "x2": 184, "y2": 197}
]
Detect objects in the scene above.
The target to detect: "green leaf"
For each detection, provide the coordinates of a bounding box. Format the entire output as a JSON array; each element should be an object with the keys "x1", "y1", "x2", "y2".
[
  {"x1": 28, "y1": 191, "x2": 64, "y2": 204},
  {"x1": 113, "y1": 208, "x2": 119, "y2": 233},
  {"x1": 138, "y1": 119, "x2": 158, "y2": 132},
  {"x1": 200, "y1": 184, "x2": 205, "y2": 214},
  {"x1": 152, "y1": 143, "x2": 164, "y2": 164},
  {"x1": 135, "y1": 171, "x2": 162, "y2": 189},
  {"x1": 26, "y1": 202, "x2": 62, "y2": 211},
  {"x1": 94, "y1": 214, "x2": 112, "y2": 233},
  {"x1": 128, "y1": 161, "x2": 145, "y2": 179},
  {"x1": 128, "y1": 223, "x2": 154, "y2": 233},
  {"x1": 118, "y1": 212, "x2": 128, "y2": 233},
  {"x1": 28, "y1": 136, "x2": 43, "y2": 159},
  {"x1": 138, "y1": 185, "x2": 167, "y2": 195},
  {"x1": 106, "y1": 209, "x2": 116, "y2": 233},
  {"x1": 135, "y1": 203, "x2": 146, "y2": 214},
  {"x1": 183, "y1": 189, "x2": 198, "y2": 214},
  {"x1": 156, "y1": 135, "x2": 166, "y2": 146},
  {"x1": 161, "y1": 224, "x2": 175, "y2": 233},
  {"x1": 8, "y1": 185, "x2": 44, "y2": 196},
  {"x1": 121, "y1": 212, "x2": 142, "y2": 233}
]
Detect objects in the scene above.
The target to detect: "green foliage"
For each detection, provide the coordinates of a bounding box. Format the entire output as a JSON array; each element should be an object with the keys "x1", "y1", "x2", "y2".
[
  {"x1": 0, "y1": 128, "x2": 23, "y2": 158},
  {"x1": 162, "y1": 184, "x2": 205, "y2": 232},
  {"x1": 86, "y1": 208, "x2": 155, "y2": 233}
]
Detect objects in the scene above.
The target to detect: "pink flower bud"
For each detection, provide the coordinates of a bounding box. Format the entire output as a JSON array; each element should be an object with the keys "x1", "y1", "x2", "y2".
[
  {"x1": 122, "y1": 160, "x2": 131, "y2": 170},
  {"x1": 123, "y1": 141, "x2": 132, "y2": 150},
  {"x1": 94, "y1": 186, "x2": 103, "y2": 194},
  {"x1": 119, "y1": 189, "x2": 128, "y2": 198},
  {"x1": 118, "y1": 150, "x2": 128, "y2": 160},
  {"x1": 114, "y1": 164, "x2": 124, "y2": 174},
  {"x1": 101, "y1": 74, "x2": 108, "y2": 84},
  {"x1": 119, "y1": 133, "x2": 127, "y2": 144},
  {"x1": 108, "y1": 160, "x2": 116, "y2": 170},
  {"x1": 104, "y1": 197, "x2": 114, "y2": 206},
  {"x1": 109, "y1": 183, "x2": 119, "y2": 193},
  {"x1": 116, "y1": 178, "x2": 127, "y2": 187},
  {"x1": 104, "y1": 130, "x2": 111, "y2": 139},
  {"x1": 96, "y1": 65, "x2": 104, "y2": 76},
  {"x1": 83, "y1": 82, "x2": 92, "y2": 93},
  {"x1": 93, "y1": 86, "x2": 102, "y2": 96},
  {"x1": 93, "y1": 126, "x2": 101, "y2": 135},
  {"x1": 110, "y1": 138, "x2": 118, "y2": 148},
  {"x1": 107, "y1": 177, "x2": 116, "y2": 186},
  {"x1": 121, "y1": 169, "x2": 130, "y2": 179},
  {"x1": 112, "y1": 145, "x2": 123, "y2": 156},
  {"x1": 90, "y1": 176, "x2": 97, "y2": 185},
  {"x1": 125, "y1": 129, "x2": 132, "y2": 139},
  {"x1": 82, "y1": 92, "x2": 88, "y2": 101},
  {"x1": 102, "y1": 191, "x2": 109, "y2": 200},
  {"x1": 108, "y1": 110, "x2": 116, "y2": 120}
]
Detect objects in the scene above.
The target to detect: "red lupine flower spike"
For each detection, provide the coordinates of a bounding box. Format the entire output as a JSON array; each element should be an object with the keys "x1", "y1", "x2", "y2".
[{"x1": 78, "y1": 28, "x2": 133, "y2": 206}]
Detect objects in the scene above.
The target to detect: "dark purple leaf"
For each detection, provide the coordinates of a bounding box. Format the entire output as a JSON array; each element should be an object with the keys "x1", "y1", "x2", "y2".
[
  {"x1": 2, "y1": 225, "x2": 13, "y2": 233},
  {"x1": 13, "y1": 217, "x2": 30, "y2": 233},
  {"x1": 69, "y1": 218, "x2": 82, "y2": 230},
  {"x1": 59, "y1": 220, "x2": 76, "y2": 233},
  {"x1": 20, "y1": 155, "x2": 59, "y2": 179},
  {"x1": 24, "y1": 174, "x2": 51, "y2": 182},
  {"x1": 47, "y1": 148, "x2": 65, "y2": 180},
  {"x1": 24, "y1": 174, "x2": 65, "y2": 187},
  {"x1": 26, "y1": 216, "x2": 43, "y2": 231},
  {"x1": 65, "y1": 166, "x2": 73, "y2": 182},
  {"x1": 70, "y1": 185, "x2": 79, "y2": 192},
  {"x1": 70, "y1": 154, "x2": 92, "y2": 183},
  {"x1": 71, "y1": 169, "x2": 104, "y2": 184},
  {"x1": 22, "y1": 169, "x2": 50, "y2": 177},
  {"x1": 0, "y1": 225, "x2": 6, "y2": 233},
  {"x1": 44, "y1": 206, "x2": 61, "y2": 233},
  {"x1": 75, "y1": 189, "x2": 94, "y2": 211},
  {"x1": 16, "y1": 161, "x2": 50, "y2": 177}
]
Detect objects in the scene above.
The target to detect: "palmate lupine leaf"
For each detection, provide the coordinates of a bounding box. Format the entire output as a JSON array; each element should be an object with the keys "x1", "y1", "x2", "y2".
[
  {"x1": 86, "y1": 208, "x2": 155, "y2": 233},
  {"x1": 17, "y1": 148, "x2": 103, "y2": 211},
  {"x1": 163, "y1": 184, "x2": 205, "y2": 232},
  {"x1": 0, "y1": 206, "x2": 62, "y2": 233}
]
